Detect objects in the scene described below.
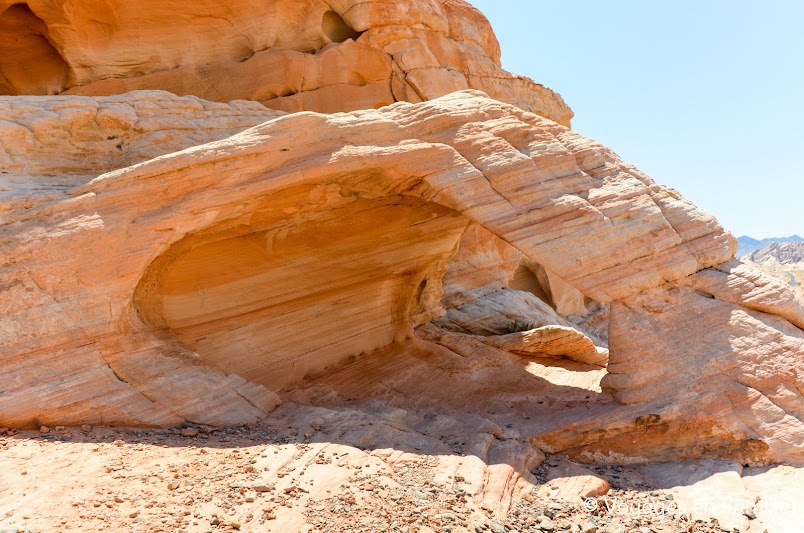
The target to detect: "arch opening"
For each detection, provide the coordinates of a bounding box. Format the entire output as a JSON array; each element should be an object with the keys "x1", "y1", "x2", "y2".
[{"x1": 433, "y1": 221, "x2": 610, "y2": 357}]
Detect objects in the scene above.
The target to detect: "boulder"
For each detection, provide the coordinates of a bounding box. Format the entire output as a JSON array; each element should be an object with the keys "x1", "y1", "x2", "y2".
[
  {"x1": 481, "y1": 327, "x2": 608, "y2": 367},
  {"x1": 536, "y1": 457, "x2": 609, "y2": 503}
]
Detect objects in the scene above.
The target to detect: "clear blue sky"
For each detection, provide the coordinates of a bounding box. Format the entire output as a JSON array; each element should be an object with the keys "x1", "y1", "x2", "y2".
[{"x1": 468, "y1": 0, "x2": 804, "y2": 238}]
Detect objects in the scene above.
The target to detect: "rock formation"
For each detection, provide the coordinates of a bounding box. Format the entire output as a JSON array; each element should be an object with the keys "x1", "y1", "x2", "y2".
[
  {"x1": 742, "y1": 240, "x2": 804, "y2": 293},
  {"x1": 745, "y1": 241, "x2": 804, "y2": 265},
  {"x1": 737, "y1": 234, "x2": 804, "y2": 257},
  {"x1": 1, "y1": 0, "x2": 802, "y2": 485},
  {"x1": 0, "y1": 0, "x2": 572, "y2": 123}
]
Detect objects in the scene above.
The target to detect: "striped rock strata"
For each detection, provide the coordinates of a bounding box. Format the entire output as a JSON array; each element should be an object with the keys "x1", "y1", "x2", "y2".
[
  {"x1": 0, "y1": 89, "x2": 802, "y2": 467},
  {"x1": 0, "y1": 0, "x2": 571, "y2": 124}
]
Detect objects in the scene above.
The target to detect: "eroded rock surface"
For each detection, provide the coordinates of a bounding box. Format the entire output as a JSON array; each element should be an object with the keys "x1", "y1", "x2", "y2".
[
  {"x1": 0, "y1": 0, "x2": 572, "y2": 124},
  {"x1": 0, "y1": 91, "x2": 283, "y2": 218},
  {"x1": 1, "y1": 88, "x2": 801, "y2": 472},
  {"x1": 1, "y1": 2, "x2": 802, "y2": 532}
]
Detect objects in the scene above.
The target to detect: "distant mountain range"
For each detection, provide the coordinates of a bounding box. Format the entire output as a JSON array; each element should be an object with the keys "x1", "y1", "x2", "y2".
[
  {"x1": 740, "y1": 239, "x2": 804, "y2": 289},
  {"x1": 736, "y1": 235, "x2": 804, "y2": 258},
  {"x1": 745, "y1": 241, "x2": 804, "y2": 265}
]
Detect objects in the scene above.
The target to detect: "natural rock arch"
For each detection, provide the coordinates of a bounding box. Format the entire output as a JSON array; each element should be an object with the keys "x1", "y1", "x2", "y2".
[
  {"x1": 97, "y1": 89, "x2": 732, "y2": 402},
  {"x1": 2, "y1": 90, "x2": 801, "y2": 465}
]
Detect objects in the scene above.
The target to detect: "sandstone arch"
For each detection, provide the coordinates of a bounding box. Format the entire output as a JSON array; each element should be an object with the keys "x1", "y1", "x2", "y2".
[{"x1": 1, "y1": 90, "x2": 802, "y2": 465}]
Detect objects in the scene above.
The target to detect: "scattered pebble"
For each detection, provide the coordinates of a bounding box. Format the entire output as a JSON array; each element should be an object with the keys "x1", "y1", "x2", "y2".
[{"x1": 0, "y1": 423, "x2": 789, "y2": 533}]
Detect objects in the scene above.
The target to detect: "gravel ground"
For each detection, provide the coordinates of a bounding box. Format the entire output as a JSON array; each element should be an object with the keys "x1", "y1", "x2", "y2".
[{"x1": 0, "y1": 423, "x2": 763, "y2": 533}]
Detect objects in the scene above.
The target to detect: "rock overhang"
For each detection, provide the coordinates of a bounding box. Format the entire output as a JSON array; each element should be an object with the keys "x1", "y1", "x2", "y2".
[{"x1": 0, "y1": 78, "x2": 800, "y2": 466}]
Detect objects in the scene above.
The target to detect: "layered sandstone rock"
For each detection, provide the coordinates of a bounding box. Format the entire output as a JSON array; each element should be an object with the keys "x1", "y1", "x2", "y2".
[
  {"x1": 2, "y1": 88, "x2": 801, "y2": 469},
  {"x1": 1, "y1": 0, "x2": 803, "y2": 475},
  {"x1": 0, "y1": 91, "x2": 283, "y2": 218},
  {"x1": 0, "y1": 0, "x2": 572, "y2": 124},
  {"x1": 0, "y1": 4, "x2": 802, "y2": 531},
  {"x1": 481, "y1": 327, "x2": 608, "y2": 367},
  {"x1": 535, "y1": 263, "x2": 804, "y2": 465}
]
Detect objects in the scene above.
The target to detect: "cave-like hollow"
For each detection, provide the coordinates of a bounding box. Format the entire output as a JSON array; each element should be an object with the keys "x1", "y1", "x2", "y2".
[
  {"x1": 134, "y1": 193, "x2": 471, "y2": 390},
  {"x1": 133, "y1": 173, "x2": 611, "y2": 396},
  {"x1": 0, "y1": 3, "x2": 70, "y2": 95}
]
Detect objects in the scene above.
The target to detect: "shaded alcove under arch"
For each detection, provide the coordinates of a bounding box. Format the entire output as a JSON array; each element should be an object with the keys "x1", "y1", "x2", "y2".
[
  {"x1": 134, "y1": 193, "x2": 470, "y2": 391},
  {"x1": 0, "y1": 3, "x2": 70, "y2": 95}
]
